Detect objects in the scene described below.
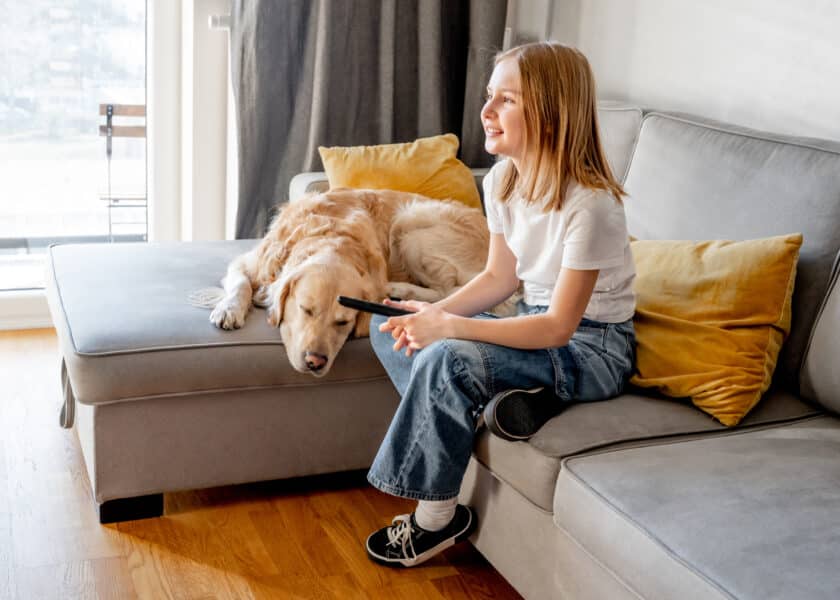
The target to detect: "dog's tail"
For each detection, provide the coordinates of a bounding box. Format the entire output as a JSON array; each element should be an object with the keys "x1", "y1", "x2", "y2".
[{"x1": 187, "y1": 287, "x2": 226, "y2": 309}]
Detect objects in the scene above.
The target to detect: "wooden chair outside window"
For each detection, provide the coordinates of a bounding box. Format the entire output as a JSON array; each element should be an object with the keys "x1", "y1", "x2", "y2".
[{"x1": 99, "y1": 103, "x2": 147, "y2": 242}]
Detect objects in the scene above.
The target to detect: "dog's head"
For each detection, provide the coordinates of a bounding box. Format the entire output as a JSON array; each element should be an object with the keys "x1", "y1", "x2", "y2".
[{"x1": 266, "y1": 255, "x2": 380, "y2": 377}]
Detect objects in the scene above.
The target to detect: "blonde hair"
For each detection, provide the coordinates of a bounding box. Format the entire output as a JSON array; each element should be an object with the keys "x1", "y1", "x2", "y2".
[{"x1": 494, "y1": 42, "x2": 624, "y2": 210}]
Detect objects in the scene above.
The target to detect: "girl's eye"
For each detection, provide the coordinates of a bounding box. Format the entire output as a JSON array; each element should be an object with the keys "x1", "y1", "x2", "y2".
[
  {"x1": 484, "y1": 93, "x2": 493, "y2": 102},
  {"x1": 335, "y1": 319, "x2": 350, "y2": 327},
  {"x1": 503, "y1": 96, "x2": 515, "y2": 104}
]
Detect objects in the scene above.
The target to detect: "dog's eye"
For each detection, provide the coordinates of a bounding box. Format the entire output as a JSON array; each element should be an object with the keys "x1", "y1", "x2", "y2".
[
  {"x1": 335, "y1": 319, "x2": 350, "y2": 327},
  {"x1": 300, "y1": 306, "x2": 314, "y2": 316}
]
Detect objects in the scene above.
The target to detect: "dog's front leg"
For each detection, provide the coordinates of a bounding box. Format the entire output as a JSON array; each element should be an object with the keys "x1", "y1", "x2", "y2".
[
  {"x1": 210, "y1": 252, "x2": 255, "y2": 330},
  {"x1": 386, "y1": 281, "x2": 445, "y2": 303}
]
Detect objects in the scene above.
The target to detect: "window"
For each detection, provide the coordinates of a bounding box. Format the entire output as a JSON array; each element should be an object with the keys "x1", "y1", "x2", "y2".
[{"x1": 0, "y1": 1, "x2": 146, "y2": 291}]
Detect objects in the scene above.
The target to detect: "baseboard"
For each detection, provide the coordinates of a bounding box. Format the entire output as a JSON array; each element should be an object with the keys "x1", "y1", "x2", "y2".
[{"x1": 0, "y1": 289, "x2": 53, "y2": 331}]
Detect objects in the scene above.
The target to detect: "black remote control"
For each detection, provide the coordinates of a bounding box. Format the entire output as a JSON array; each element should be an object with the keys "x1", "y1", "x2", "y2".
[{"x1": 337, "y1": 296, "x2": 412, "y2": 317}]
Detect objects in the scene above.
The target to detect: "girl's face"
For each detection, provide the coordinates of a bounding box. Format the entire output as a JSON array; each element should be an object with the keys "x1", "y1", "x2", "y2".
[{"x1": 481, "y1": 58, "x2": 527, "y2": 166}]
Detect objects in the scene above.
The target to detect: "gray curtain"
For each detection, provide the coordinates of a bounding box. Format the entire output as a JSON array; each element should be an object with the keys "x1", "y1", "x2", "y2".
[{"x1": 230, "y1": 0, "x2": 508, "y2": 238}]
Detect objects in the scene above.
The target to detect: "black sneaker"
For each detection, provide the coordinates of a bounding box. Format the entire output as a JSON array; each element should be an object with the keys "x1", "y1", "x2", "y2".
[
  {"x1": 483, "y1": 386, "x2": 562, "y2": 441},
  {"x1": 365, "y1": 504, "x2": 477, "y2": 568}
]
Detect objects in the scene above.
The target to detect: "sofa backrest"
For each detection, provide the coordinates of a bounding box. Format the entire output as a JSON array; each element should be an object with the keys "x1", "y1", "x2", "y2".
[
  {"x1": 596, "y1": 103, "x2": 643, "y2": 184},
  {"x1": 619, "y1": 112, "x2": 840, "y2": 390}
]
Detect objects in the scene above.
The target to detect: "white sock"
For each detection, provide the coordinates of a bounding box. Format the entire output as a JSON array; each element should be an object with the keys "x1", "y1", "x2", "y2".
[{"x1": 415, "y1": 497, "x2": 458, "y2": 532}]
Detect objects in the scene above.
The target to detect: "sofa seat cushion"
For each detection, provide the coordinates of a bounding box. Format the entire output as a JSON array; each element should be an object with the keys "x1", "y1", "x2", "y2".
[
  {"x1": 553, "y1": 415, "x2": 840, "y2": 600},
  {"x1": 46, "y1": 241, "x2": 388, "y2": 405},
  {"x1": 474, "y1": 389, "x2": 820, "y2": 511}
]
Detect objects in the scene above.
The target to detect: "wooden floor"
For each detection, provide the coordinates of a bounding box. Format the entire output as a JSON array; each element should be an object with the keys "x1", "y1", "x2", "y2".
[{"x1": 0, "y1": 328, "x2": 522, "y2": 600}]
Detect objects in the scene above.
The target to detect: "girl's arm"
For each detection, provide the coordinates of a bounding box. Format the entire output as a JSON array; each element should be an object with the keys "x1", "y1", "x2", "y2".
[
  {"x1": 433, "y1": 233, "x2": 521, "y2": 316},
  {"x1": 386, "y1": 265, "x2": 598, "y2": 352},
  {"x1": 446, "y1": 267, "x2": 598, "y2": 349}
]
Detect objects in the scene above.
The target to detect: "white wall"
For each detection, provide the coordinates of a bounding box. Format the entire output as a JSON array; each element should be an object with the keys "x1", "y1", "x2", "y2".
[{"x1": 512, "y1": 0, "x2": 840, "y2": 142}]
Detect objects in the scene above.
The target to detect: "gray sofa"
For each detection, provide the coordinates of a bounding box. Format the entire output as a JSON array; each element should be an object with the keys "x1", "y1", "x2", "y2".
[{"x1": 47, "y1": 105, "x2": 840, "y2": 598}]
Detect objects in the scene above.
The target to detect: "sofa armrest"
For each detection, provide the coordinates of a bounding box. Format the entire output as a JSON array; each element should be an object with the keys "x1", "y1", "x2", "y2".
[
  {"x1": 288, "y1": 168, "x2": 492, "y2": 207},
  {"x1": 289, "y1": 172, "x2": 330, "y2": 202},
  {"x1": 801, "y1": 252, "x2": 840, "y2": 414}
]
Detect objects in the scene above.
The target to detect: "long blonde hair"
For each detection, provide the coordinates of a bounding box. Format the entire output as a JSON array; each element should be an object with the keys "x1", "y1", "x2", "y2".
[{"x1": 495, "y1": 42, "x2": 624, "y2": 210}]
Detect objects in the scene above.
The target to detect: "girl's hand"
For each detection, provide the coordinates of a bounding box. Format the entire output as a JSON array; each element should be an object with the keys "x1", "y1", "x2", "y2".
[
  {"x1": 377, "y1": 299, "x2": 425, "y2": 355},
  {"x1": 378, "y1": 299, "x2": 452, "y2": 356}
]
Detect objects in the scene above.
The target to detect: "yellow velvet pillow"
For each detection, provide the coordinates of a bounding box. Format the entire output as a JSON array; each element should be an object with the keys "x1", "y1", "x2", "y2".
[
  {"x1": 318, "y1": 134, "x2": 482, "y2": 209},
  {"x1": 630, "y1": 234, "x2": 803, "y2": 426}
]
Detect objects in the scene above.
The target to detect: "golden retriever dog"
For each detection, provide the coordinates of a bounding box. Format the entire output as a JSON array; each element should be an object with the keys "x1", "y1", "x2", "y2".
[{"x1": 208, "y1": 188, "x2": 511, "y2": 376}]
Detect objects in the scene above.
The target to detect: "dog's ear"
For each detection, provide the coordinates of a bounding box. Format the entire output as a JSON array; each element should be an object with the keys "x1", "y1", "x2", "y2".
[
  {"x1": 352, "y1": 310, "x2": 372, "y2": 338},
  {"x1": 352, "y1": 279, "x2": 380, "y2": 338},
  {"x1": 266, "y1": 267, "x2": 299, "y2": 328},
  {"x1": 256, "y1": 214, "x2": 335, "y2": 286}
]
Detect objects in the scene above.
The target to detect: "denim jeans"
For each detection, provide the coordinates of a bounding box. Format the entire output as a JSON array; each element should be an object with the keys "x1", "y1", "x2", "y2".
[{"x1": 366, "y1": 302, "x2": 635, "y2": 501}]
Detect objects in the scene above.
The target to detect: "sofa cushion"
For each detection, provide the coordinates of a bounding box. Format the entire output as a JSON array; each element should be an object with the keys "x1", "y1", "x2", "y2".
[
  {"x1": 623, "y1": 113, "x2": 840, "y2": 389},
  {"x1": 473, "y1": 389, "x2": 820, "y2": 511},
  {"x1": 801, "y1": 252, "x2": 840, "y2": 414},
  {"x1": 46, "y1": 241, "x2": 389, "y2": 405},
  {"x1": 289, "y1": 169, "x2": 491, "y2": 210},
  {"x1": 553, "y1": 415, "x2": 840, "y2": 600},
  {"x1": 630, "y1": 235, "x2": 802, "y2": 426},
  {"x1": 318, "y1": 133, "x2": 482, "y2": 208}
]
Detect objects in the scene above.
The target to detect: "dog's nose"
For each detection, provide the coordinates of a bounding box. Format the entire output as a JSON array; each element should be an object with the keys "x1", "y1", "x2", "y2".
[{"x1": 304, "y1": 352, "x2": 328, "y2": 371}]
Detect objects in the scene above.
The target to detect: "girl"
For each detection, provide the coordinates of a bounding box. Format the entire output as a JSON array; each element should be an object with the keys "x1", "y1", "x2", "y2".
[{"x1": 364, "y1": 42, "x2": 636, "y2": 568}]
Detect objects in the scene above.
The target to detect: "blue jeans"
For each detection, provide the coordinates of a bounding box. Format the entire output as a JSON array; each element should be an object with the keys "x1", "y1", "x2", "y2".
[{"x1": 366, "y1": 302, "x2": 635, "y2": 501}]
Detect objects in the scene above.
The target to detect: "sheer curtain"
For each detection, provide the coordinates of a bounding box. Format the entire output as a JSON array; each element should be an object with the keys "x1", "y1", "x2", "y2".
[{"x1": 230, "y1": 0, "x2": 507, "y2": 238}]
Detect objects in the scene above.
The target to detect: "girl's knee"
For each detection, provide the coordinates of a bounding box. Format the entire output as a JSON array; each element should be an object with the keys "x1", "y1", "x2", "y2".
[{"x1": 413, "y1": 339, "x2": 482, "y2": 376}]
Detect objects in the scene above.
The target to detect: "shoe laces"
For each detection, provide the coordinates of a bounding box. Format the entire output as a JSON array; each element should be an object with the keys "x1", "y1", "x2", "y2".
[{"x1": 386, "y1": 514, "x2": 416, "y2": 558}]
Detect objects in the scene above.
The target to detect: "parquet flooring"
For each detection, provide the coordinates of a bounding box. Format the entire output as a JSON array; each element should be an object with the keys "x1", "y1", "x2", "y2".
[{"x1": 0, "y1": 328, "x2": 522, "y2": 599}]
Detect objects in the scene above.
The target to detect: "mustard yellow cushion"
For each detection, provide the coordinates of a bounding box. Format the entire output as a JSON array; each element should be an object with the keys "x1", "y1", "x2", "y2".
[
  {"x1": 630, "y1": 234, "x2": 803, "y2": 426},
  {"x1": 318, "y1": 134, "x2": 482, "y2": 209}
]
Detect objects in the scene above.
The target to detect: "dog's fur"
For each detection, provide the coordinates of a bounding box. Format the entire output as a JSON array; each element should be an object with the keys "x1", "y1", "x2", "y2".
[{"x1": 210, "y1": 188, "x2": 510, "y2": 376}]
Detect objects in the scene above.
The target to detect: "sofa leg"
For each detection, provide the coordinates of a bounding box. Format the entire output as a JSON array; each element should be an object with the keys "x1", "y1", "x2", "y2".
[{"x1": 98, "y1": 493, "x2": 164, "y2": 524}]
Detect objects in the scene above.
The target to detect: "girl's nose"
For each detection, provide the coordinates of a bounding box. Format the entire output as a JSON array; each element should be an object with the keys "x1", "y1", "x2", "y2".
[{"x1": 481, "y1": 101, "x2": 494, "y2": 120}]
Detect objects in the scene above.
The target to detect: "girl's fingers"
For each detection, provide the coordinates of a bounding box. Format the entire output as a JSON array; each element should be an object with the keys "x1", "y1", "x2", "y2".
[
  {"x1": 383, "y1": 298, "x2": 423, "y2": 313},
  {"x1": 393, "y1": 331, "x2": 408, "y2": 352}
]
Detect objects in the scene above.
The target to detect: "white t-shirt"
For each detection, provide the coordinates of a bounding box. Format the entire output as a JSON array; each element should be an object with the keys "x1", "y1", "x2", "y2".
[{"x1": 483, "y1": 160, "x2": 636, "y2": 323}]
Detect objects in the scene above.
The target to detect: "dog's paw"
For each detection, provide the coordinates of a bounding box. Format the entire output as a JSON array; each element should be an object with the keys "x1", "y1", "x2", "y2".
[
  {"x1": 490, "y1": 292, "x2": 522, "y2": 317},
  {"x1": 210, "y1": 300, "x2": 247, "y2": 330},
  {"x1": 252, "y1": 285, "x2": 271, "y2": 308},
  {"x1": 386, "y1": 282, "x2": 414, "y2": 300},
  {"x1": 387, "y1": 281, "x2": 445, "y2": 303}
]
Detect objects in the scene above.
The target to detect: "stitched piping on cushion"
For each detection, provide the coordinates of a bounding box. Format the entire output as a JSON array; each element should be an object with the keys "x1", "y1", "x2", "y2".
[
  {"x1": 644, "y1": 112, "x2": 840, "y2": 156},
  {"x1": 74, "y1": 374, "x2": 393, "y2": 406},
  {"x1": 554, "y1": 413, "x2": 826, "y2": 463},
  {"x1": 800, "y1": 250, "x2": 840, "y2": 384},
  {"x1": 559, "y1": 470, "x2": 737, "y2": 600},
  {"x1": 71, "y1": 340, "x2": 288, "y2": 357}
]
